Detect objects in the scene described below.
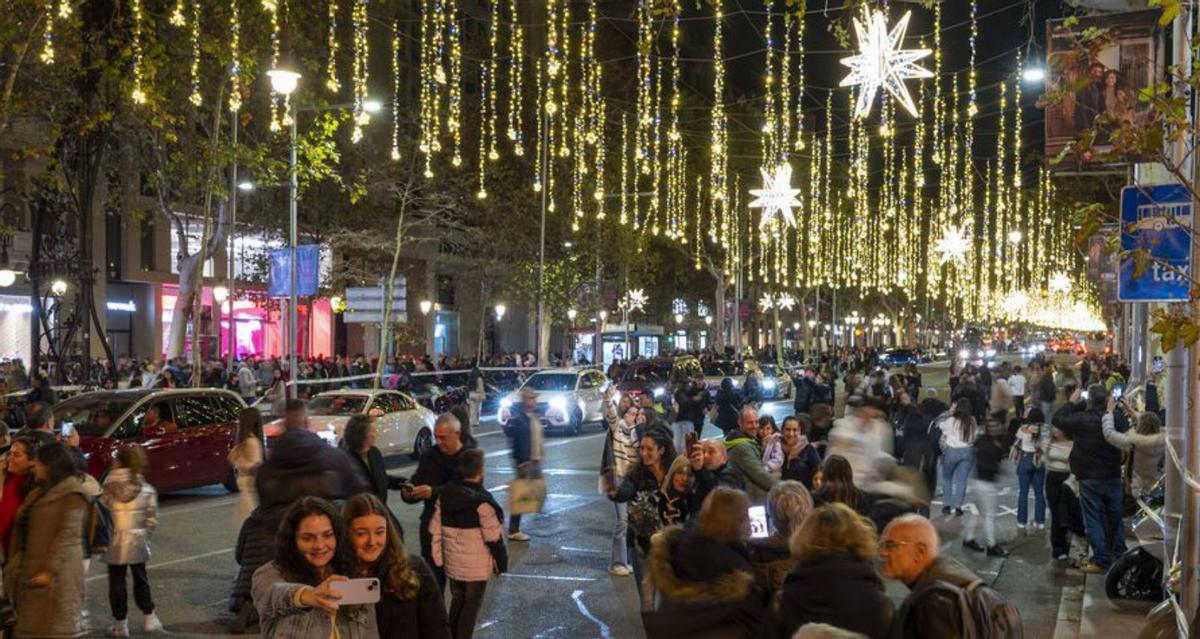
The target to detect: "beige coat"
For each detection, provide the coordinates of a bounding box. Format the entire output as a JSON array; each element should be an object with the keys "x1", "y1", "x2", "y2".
[{"x1": 4, "y1": 474, "x2": 101, "y2": 638}]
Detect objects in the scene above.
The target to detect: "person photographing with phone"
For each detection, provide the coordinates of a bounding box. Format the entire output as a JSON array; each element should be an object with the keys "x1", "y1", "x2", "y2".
[
  {"x1": 1101, "y1": 392, "x2": 1165, "y2": 496},
  {"x1": 251, "y1": 496, "x2": 378, "y2": 638}
]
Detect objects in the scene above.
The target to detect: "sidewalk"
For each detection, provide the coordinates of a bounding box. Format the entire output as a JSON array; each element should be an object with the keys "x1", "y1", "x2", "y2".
[{"x1": 1053, "y1": 570, "x2": 1154, "y2": 639}]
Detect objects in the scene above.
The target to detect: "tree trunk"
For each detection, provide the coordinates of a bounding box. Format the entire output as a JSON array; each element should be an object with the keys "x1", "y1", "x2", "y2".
[
  {"x1": 713, "y1": 275, "x2": 727, "y2": 353},
  {"x1": 166, "y1": 251, "x2": 202, "y2": 359}
]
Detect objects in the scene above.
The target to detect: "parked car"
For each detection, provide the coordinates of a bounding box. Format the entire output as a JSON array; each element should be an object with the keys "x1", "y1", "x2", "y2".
[
  {"x1": 615, "y1": 356, "x2": 703, "y2": 405},
  {"x1": 702, "y1": 361, "x2": 744, "y2": 396},
  {"x1": 498, "y1": 368, "x2": 609, "y2": 436},
  {"x1": 756, "y1": 363, "x2": 793, "y2": 400},
  {"x1": 264, "y1": 389, "x2": 437, "y2": 460},
  {"x1": 54, "y1": 388, "x2": 247, "y2": 494},
  {"x1": 878, "y1": 349, "x2": 921, "y2": 368}
]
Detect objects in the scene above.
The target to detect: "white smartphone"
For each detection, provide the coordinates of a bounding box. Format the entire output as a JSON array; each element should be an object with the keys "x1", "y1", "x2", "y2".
[
  {"x1": 330, "y1": 578, "x2": 381, "y2": 605},
  {"x1": 749, "y1": 505, "x2": 769, "y2": 539},
  {"x1": 61, "y1": 422, "x2": 74, "y2": 439}
]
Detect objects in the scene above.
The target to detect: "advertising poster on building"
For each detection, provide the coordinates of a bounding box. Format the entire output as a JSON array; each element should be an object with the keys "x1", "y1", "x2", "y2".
[{"x1": 1044, "y1": 10, "x2": 1163, "y2": 165}]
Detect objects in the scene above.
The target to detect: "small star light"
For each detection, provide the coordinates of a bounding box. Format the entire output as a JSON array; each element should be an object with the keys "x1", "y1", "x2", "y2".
[
  {"x1": 749, "y1": 163, "x2": 801, "y2": 229},
  {"x1": 934, "y1": 226, "x2": 970, "y2": 265},
  {"x1": 1049, "y1": 271, "x2": 1072, "y2": 295},
  {"x1": 758, "y1": 294, "x2": 775, "y2": 311},
  {"x1": 776, "y1": 293, "x2": 796, "y2": 311},
  {"x1": 621, "y1": 289, "x2": 648, "y2": 314},
  {"x1": 839, "y1": 10, "x2": 933, "y2": 118}
]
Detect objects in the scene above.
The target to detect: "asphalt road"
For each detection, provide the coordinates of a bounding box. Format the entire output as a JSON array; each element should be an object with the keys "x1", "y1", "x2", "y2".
[{"x1": 72, "y1": 354, "x2": 1098, "y2": 638}]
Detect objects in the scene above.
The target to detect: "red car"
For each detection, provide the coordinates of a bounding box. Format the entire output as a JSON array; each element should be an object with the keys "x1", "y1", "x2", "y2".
[{"x1": 54, "y1": 388, "x2": 246, "y2": 494}]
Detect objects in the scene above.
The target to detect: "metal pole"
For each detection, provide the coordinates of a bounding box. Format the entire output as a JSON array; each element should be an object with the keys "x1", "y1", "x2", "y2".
[
  {"x1": 733, "y1": 269, "x2": 742, "y2": 357},
  {"x1": 226, "y1": 113, "x2": 237, "y2": 372},
  {"x1": 537, "y1": 109, "x2": 548, "y2": 367},
  {"x1": 287, "y1": 116, "x2": 298, "y2": 399},
  {"x1": 1129, "y1": 303, "x2": 1147, "y2": 384}
]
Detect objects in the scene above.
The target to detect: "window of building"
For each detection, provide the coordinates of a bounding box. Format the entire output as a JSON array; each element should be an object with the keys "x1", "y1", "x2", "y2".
[
  {"x1": 140, "y1": 218, "x2": 156, "y2": 271},
  {"x1": 436, "y1": 274, "x2": 455, "y2": 306}
]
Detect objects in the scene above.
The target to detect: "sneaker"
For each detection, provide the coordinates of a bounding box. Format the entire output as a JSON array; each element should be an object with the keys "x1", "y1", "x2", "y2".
[
  {"x1": 143, "y1": 612, "x2": 164, "y2": 633},
  {"x1": 987, "y1": 545, "x2": 1011, "y2": 558},
  {"x1": 508, "y1": 531, "x2": 531, "y2": 542},
  {"x1": 942, "y1": 506, "x2": 952, "y2": 515},
  {"x1": 954, "y1": 508, "x2": 965, "y2": 517},
  {"x1": 107, "y1": 620, "x2": 129, "y2": 638},
  {"x1": 608, "y1": 564, "x2": 632, "y2": 577},
  {"x1": 1016, "y1": 523, "x2": 1027, "y2": 532},
  {"x1": 1054, "y1": 553, "x2": 1070, "y2": 561},
  {"x1": 1033, "y1": 522, "x2": 1046, "y2": 530},
  {"x1": 962, "y1": 539, "x2": 987, "y2": 552},
  {"x1": 1077, "y1": 562, "x2": 1106, "y2": 574}
]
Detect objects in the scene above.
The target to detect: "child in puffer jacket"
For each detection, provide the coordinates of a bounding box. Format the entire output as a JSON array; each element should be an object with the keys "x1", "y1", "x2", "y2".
[
  {"x1": 102, "y1": 443, "x2": 162, "y2": 637},
  {"x1": 431, "y1": 448, "x2": 508, "y2": 639},
  {"x1": 760, "y1": 416, "x2": 785, "y2": 479}
]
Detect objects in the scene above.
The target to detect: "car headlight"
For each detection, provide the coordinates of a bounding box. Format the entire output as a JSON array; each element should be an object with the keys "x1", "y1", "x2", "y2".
[
  {"x1": 550, "y1": 396, "x2": 568, "y2": 413},
  {"x1": 984, "y1": 348, "x2": 996, "y2": 357},
  {"x1": 958, "y1": 349, "x2": 969, "y2": 359},
  {"x1": 652, "y1": 387, "x2": 665, "y2": 398},
  {"x1": 500, "y1": 397, "x2": 514, "y2": 409},
  {"x1": 763, "y1": 379, "x2": 776, "y2": 390},
  {"x1": 731, "y1": 379, "x2": 740, "y2": 387}
]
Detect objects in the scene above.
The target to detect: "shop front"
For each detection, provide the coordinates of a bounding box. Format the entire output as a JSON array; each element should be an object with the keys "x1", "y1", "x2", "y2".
[{"x1": 0, "y1": 294, "x2": 32, "y2": 364}]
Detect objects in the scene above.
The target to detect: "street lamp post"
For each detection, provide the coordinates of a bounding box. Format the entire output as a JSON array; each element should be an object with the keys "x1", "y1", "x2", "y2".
[{"x1": 268, "y1": 68, "x2": 302, "y2": 398}]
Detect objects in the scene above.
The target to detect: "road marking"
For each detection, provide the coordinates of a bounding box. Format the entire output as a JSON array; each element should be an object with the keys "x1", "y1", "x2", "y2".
[
  {"x1": 87, "y1": 548, "x2": 234, "y2": 582},
  {"x1": 1053, "y1": 580, "x2": 1084, "y2": 639},
  {"x1": 572, "y1": 590, "x2": 613, "y2": 639},
  {"x1": 560, "y1": 546, "x2": 606, "y2": 555},
  {"x1": 502, "y1": 573, "x2": 596, "y2": 582},
  {"x1": 158, "y1": 496, "x2": 238, "y2": 517}
]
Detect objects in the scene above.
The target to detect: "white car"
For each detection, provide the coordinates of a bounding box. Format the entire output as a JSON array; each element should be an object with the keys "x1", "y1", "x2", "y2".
[
  {"x1": 497, "y1": 368, "x2": 609, "y2": 436},
  {"x1": 265, "y1": 389, "x2": 437, "y2": 460}
]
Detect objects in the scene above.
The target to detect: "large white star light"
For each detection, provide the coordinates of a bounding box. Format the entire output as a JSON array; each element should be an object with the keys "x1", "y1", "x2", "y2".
[
  {"x1": 934, "y1": 225, "x2": 970, "y2": 266},
  {"x1": 620, "y1": 289, "x2": 648, "y2": 314},
  {"x1": 1049, "y1": 271, "x2": 1072, "y2": 295},
  {"x1": 749, "y1": 163, "x2": 801, "y2": 229},
  {"x1": 839, "y1": 10, "x2": 933, "y2": 118}
]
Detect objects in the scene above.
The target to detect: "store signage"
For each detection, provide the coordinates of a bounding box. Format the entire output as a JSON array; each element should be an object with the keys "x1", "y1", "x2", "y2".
[
  {"x1": 1118, "y1": 184, "x2": 1192, "y2": 303},
  {"x1": 107, "y1": 301, "x2": 137, "y2": 312},
  {"x1": 0, "y1": 302, "x2": 31, "y2": 313}
]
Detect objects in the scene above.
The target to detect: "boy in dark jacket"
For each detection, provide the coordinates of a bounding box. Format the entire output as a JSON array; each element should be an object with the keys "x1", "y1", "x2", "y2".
[
  {"x1": 962, "y1": 419, "x2": 1010, "y2": 557},
  {"x1": 430, "y1": 449, "x2": 507, "y2": 639}
]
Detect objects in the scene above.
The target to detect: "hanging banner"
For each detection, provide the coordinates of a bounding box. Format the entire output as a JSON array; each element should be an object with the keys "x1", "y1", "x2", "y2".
[{"x1": 268, "y1": 245, "x2": 320, "y2": 298}]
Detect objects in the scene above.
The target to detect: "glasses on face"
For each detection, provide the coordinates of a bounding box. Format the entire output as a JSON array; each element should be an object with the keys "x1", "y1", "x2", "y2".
[{"x1": 878, "y1": 539, "x2": 911, "y2": 552}]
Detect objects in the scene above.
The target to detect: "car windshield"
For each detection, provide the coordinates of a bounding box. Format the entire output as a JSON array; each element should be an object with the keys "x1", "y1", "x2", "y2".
[
  {"x1": 307, "y1": 395, "x2": 367, "y2": 416},
  {"x1": 887, "y1": 350, "x2": 915, "y2": 357},
  {"x1": 524, "y1": 374, "x2": 577, "y2": 392},
  {"x1": 54, "y1": 395, "x2": 141, "y2": 437},
  {"x1": 704, "y1": 362, "x2": 743, "y2": 377},
  {"x1": 759, "y1": 364, "x2": 779, "y2": 377},
  {"x1": 623, "y1": 363, "x2": 671, "y2": 383}
]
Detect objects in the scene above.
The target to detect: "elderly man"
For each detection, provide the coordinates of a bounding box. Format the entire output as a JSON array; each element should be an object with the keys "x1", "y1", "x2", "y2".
[
  {"x1": 689, "y1": 439, "x2": 746, "y2": 511},
  {"x1": 403, "y1": 412, "x2": 476, "y2": 590},
  {"x1": 880, "y1": 514, "x2": 1022, "y2": 638},
  {"x1": 724, "y1": 407, "x2": 778, "y2": 502}
]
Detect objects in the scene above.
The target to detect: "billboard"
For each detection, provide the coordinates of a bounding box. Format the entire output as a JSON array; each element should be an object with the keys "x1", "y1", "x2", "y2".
[
  {"x1": 1044, "y1": 10, "x2": 1163, "y2": 165},
  {"x1": 268, "y1": 245, "x2": 321, "y2": 298},
  {"x1": 1118, "y1": 184, "x2": 1191, "y2": 302}
]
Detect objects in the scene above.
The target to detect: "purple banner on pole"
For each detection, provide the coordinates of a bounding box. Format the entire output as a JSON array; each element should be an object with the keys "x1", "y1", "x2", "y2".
[{"x1": 268, "y1": 245, "x2": 320, "y2": 297}]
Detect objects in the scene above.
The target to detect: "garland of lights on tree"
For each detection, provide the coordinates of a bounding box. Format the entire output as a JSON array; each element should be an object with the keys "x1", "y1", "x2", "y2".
[{"x1": 81, "y1": 0, "x2": 1104, "y2": 331}]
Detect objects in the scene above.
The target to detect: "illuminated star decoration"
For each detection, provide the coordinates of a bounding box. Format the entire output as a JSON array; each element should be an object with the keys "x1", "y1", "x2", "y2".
[
  {"x1": 1049, "y1": 271, "x2": 1072, "y2": 295},
  {"x1": 620, "y1": 289, "x2": 648, "y2": 313},
  {"x1": 759, "y1": 294, "x2": 775, "y2": 311},
  {"x1": 776, "y1": 293, "x2": 796, "y2": 311},
  {"x1": 749, "y1": 163, "x2": 801, "y2": 229},
  {"x1": 839, "y1": 10, "x2": 933, "y2": 118},
  {"x1": 934, "y1": 225, "x2": 970, "y2": 265}
]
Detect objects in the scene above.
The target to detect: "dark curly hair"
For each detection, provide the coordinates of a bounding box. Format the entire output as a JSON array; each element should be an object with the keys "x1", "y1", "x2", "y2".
[
  {"x1": 342, "y1": 493, "x2": 421, "y2": 600},
  {"x1": 273, "y1": 497, "x2": 355, "y2": 585},
  {"x1": 341, "y1": 414, "x2": 373, "y2": 454}
]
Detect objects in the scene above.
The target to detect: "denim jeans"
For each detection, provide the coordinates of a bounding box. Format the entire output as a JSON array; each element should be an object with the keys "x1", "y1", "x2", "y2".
[
  {"x1": 1080, "y1": 478, "x2": 1127, "y2": 568},
  {"x1": 1016, "y1": 452, "x2": 1046, "y2": 525},
  {"x1": 941, "y1": 446, "x2": 975, "y2": 510},
  {"x1": 1040, "y1": 401, "x2": 1054, "y2": 425},
  {"x1": 611, "y1": 501, "x2": 629, "y2": 567}
]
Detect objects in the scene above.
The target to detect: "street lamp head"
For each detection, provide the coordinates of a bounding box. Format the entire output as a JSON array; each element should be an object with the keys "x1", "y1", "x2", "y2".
[
  {"x1": 567, "y1": 308, "x2": 578, "y2": 321},
  {"x1": 494, "y1": 304, "x2": 507, "y2": 320},
  {"x1": 674, "y1": 313, "x2": 684, "y2": 325},
  {"x1": 793, "y1": 322, "x2": 801, "y2": 330},
  {"x1": 599, "y1": 310, "x2": 609, "y2": 321},
  {"x1": 237, "y1": 181, "x2": 255, "y2": 192},
  {"x1": 1007, "y1": 230, "x2": 1023, "y2": 244},
  {"x1": 363, "y1": 99, "x2": 383, "y2": 114},
  {"x1": 419, "y1": 300, "x2": 432, "y2": 315},
  {"x1": 704, "y1": 315, "x2": 712, "y2": 326},
  {"x1": 807, "y1": 320, "x2": 817, "y2": 328},
  {"x1": 267, "y1": 69, "x2": 302, "y2": 96},
  {"x1": 212, "y1": 286, "x2": 229, "y2": 303},
  {"x1": 1022, "y1": 67, "x2": 1045, "y2": 83},
  {"x1": 0, "y1": 270, "x2": 16, "y2": 288},
  {"x1": 50, "y1": 279, "x2": 68, "y2": 296}
]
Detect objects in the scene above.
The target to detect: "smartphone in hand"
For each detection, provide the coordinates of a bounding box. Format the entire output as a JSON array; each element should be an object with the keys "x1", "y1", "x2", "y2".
[{"x1": 330, "y1": 578, "x2": 381, "y2": 605}]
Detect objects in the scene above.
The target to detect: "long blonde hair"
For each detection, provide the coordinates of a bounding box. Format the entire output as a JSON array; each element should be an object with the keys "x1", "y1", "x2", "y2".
[{"x1": 789, "y1": 502, "x2": 878, "y2": 562}]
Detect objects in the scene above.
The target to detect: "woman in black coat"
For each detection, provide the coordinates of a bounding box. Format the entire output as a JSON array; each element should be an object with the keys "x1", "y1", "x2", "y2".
[
  {"x1": 341, "y1": 414, "x2": 400, "y2": 504},
  {"x1": 714, "y1": 378, "x2": 744, "y2": 435},
  {"x1": 760, "y1": 503, "x2": 893, "y2": 639},
  {"x1": 780, "y1": 416, "x2": 822, "y2": 489}
]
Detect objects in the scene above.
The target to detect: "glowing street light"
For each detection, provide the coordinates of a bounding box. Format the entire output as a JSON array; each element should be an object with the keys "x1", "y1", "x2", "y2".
[
  {"x1": 494, "y1": 304, "x2": 507, "y2": 321},
  {"x1": 419, "y1": 300, "x2": 432, "y2": 315},
  {"x1": 1022, "y1": 67, "x2": 1045, "y2": 83}
]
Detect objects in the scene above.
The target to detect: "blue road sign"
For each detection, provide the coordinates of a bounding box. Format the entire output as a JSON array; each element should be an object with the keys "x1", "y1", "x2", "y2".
[{"x1": 1119, "y1": 184, "x2": 1192, "y2": 302}]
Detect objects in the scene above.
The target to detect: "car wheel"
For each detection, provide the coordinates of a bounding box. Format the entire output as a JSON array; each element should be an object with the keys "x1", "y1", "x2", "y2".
[
  {"x1": 223, "y1": 468, "x2": 240, "y2": 493},
  {"x1": 571, "y1": 408, "x2": 583, "y2": 436},
  {"x1": 412, "y1": 428, "x2": 433, "y2": 461}
]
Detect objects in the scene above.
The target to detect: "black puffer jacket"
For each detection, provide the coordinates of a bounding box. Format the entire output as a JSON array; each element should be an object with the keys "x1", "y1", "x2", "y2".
[
  {"x1": 715, "y1": 380, "x2": 744, "y2": 434},
  {"x1": 642, "y1": 526, "x2": 766, "y2": 639},
  {"x1": 1052, "y1": 401, "x2": 1122, "y2": 481},
  {"x1": 256, "y1": 428, "x2": 366, "y2": 534},
  {"x1": 229, "y1": 507, "x2": 274, "y2": 612},
  {"x1": 760, "y1": 553, "x2": 893, "y2": 639}
]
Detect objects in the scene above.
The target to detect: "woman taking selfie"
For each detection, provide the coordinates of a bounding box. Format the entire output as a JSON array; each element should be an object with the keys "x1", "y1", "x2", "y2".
[
  {"x1": 5, "y1": 442, "x2": 102, "y2": 638},
  {"x1": 606, "y1": 431, "x2": 676, "y2": 611},
  {"x1": 252, "y1": 496, "x2": 378, "y2": 638},
  {"x1": 343, "y1": 494, "x2": 448, "y2": 638}
]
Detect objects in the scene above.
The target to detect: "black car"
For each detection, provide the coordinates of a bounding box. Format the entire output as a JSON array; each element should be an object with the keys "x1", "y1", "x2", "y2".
[{"x1": 615, "y1": 356, "x2": 703, "y2": 405}]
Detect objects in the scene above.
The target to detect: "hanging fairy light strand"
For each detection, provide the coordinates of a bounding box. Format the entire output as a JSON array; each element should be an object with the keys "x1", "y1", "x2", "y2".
[
  {"x1": 189, "y1": 0, "x2": 202, "y2": 106},
  {"x1": 507, "y1": 0, "x2": 525, "y2": 156},
  {"x1": 349, "y1": 0, "x2": 370, "y2": 143},
  {"x1": 326, "y1": 0, "x2": 341, "y2": 93},
  {"x1": 130, "y1": 0, "x2": 147, "y2": 103},
  {"x1": 390, "y1": 20, "x2": 400, "y2": 161},
  {"x1": 228, "y1": 0, "x2": 241, "y2": 112}
]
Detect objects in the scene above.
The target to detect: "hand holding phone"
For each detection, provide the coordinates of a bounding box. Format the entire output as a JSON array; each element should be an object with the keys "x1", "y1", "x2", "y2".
[
  {"x1": 329, "y1": 578, "x2": 381, "y2": 605},
  {"x1": 748, "y1": 505, "x2": 769, "y2": 539},
  {"x1": 685, "y1": 432, "x2": 699, "y2": 457}
]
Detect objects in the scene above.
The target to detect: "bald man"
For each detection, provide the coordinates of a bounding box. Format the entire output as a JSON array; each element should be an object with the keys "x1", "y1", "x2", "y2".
[
  {"x1": 880, "y1": 515, "x2": 1021, "y2": 638},
  {"x1": 724, "y1": 406, "x2": 777, "y2": 502},
  {"x1": 404, "y1": 412, "x2": 476, "y2": 590}
]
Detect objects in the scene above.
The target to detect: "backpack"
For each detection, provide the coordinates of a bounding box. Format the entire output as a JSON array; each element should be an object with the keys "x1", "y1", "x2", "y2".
[
  {"x1": 85, "y1": 497, "x2": 114, "y2": 556},
  {"x1": 926, "y1": 578, "x2": 1024, "y2": 639}
]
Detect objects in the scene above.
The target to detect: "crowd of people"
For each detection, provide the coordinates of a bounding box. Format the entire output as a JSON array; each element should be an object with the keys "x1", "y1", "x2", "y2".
[{"x1": 0, "y1": 343, "x2": 1168, "y2": 638}]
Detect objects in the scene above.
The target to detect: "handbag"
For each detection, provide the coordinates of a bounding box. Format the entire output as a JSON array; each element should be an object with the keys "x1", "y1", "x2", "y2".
[{"x1": 508, "y1": 461, "x2": 546, "y2": 515}]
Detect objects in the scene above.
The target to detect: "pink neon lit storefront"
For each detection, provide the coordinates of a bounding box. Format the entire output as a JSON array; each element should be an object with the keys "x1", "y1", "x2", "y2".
[{"x1": 160, "y1": 285, "x2": 332, "y2": 360}]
